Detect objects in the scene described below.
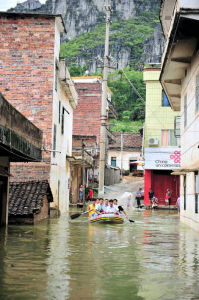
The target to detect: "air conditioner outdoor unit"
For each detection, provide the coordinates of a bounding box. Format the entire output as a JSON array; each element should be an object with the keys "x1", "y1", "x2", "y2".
[{"x1": 148, "y1": 137, "x2": 159, "y2": 146}]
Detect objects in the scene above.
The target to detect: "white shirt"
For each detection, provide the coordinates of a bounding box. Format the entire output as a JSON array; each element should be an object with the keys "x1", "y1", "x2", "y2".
[
  {"x1": 106, "y1": 205, "x2": 117, "y2": 213},
  {"x1": 114, "y1": 204, "x2": 118, "y2": 210},
  {"x1": 102, "y1": 204, "x2": 109, "y2": 212}
]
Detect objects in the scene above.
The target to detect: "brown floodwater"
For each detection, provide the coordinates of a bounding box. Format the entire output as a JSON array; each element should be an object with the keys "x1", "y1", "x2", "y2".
[{"x1": 0, "y1": 209, "x2": 199, "y2": 300}]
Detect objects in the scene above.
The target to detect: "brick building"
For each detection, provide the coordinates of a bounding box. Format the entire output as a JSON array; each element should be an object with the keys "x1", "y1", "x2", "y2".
[
  {"x1": 0, "y1": 12, "x2": 77, "y2": 214},
  {"x1": 0, "y1": 92, "x2": 42, "y2": 226},
  {"x1": 70, "y1": 76, "x2": 116, "y2": 203}
]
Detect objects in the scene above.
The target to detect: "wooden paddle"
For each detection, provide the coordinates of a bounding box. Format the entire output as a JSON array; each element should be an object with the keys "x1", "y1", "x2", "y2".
[
  {"x1": 70, "y1": 210, "x2": 90, "y2": 220},
  {"x1": 118, "y1": 206, "x2": 135, "y2": 223}
]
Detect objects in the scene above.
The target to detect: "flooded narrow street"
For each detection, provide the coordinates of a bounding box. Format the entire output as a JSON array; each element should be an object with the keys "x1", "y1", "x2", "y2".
[{"x1": 1, "y1": 209, "x2": 199, "y2": 300}]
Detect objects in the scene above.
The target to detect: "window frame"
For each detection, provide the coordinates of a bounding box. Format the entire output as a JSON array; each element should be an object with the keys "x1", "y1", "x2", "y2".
[
  {"x1": 111, "y1": 157, "x2": 117, "y2": 167},
  {"x1": 184, "y1": 95, "x2": 187, "y2": 128},
  {"x1": 53, "y1": 124, "x2": 57, "y2": 158},
  {"x1": 184, "y1": 175, "x2": 186, "y2": 211},
  {"x1": 161, "y1": 129, "x2": 177, "y2": 146},
  {"x1": 195, "y1": 172, "x2": 199, "y2": 214},
  {"x1": 196, "y1": 74, "x2": 199, "y2": 113},
  {"x1": 162, "y1": 91, "x2": 170, "y2": 107}
]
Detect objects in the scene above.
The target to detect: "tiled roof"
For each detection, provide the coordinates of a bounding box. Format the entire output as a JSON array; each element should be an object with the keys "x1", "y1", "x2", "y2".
[
  {"x1": 109, "y1": 132, "x2": 142, "y2": 149},
  {"x1": 9, "y1": 180, "x2": 53, "y2": 216}
]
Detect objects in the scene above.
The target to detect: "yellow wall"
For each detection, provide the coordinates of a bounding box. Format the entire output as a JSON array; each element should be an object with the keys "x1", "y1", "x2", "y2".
[{"x1": 143, "y1": 69, "x2": 179, "y2": 147}]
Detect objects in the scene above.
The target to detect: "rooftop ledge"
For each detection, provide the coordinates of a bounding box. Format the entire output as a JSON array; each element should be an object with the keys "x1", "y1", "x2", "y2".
[
  {"x1": 59, "y1": 59, "x2": 78, "y2": 109},
  {"x1": 160, "y1": 6, "x2": 199, "y2": 111}
]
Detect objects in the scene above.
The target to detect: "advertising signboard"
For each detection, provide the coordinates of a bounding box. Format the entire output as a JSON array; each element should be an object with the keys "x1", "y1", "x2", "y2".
[{"x1": 144, "y1": 147, "x2": 181, "y2": 170}]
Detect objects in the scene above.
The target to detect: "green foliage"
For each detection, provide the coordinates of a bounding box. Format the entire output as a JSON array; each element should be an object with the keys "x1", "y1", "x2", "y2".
[
  {"x1": 60, "y1": 10, "x2": 159, "y2": 69},
  {"x1": 108, "y1": 67, "x2": 145, "y2": 122},
  {"x1": 110, "y1": 120, "x2": 143, "y2": 133},
  {"x1": 68, "y1": 64, "x2": 88, "y2": 76}
]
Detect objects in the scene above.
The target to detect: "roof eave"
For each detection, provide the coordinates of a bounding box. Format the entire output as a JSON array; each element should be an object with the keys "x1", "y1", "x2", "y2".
[{"x1": 160, "y1": 9, "x2": 199, "y2": 111}]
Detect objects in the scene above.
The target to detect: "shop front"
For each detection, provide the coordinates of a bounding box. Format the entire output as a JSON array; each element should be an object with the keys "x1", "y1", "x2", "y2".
[{"x1": 144, "y1": 148, "x2": 181, "y2": 206}]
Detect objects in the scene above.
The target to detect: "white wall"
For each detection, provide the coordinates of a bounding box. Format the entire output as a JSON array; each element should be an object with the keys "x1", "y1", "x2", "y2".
[
  {"x1": 108, "y1": 150, "x2": 140, "y2": 171},
  {"x1": 50, "y1": 19, "x2": 74, "y2": 214},
  {"x1": 180, "y1": 51, "x2": 199, "y2": 229},
  {"x1": 179, "y1": 0, "x2": 199, "y2": 9}
]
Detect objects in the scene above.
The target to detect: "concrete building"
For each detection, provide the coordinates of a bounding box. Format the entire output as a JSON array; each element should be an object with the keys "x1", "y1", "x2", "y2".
[
  {"x1": 143, "y1": 66, "x2": 180, "y2": 207},
  {"x1": 70, "y1": 76, "x2": 117, "y2": 203},
  {"x1": 0, "y1": 92, "x2": 42, "y2": 226},
  {"x1": 160, "y1": 0, "x2": 199, "y2": 228},
  {"x1": 0, "y1": 12, "x2": 77, "y2": 214},
  {"x1": 108, "y1": 132, "x2": 142, "y2": 174}
]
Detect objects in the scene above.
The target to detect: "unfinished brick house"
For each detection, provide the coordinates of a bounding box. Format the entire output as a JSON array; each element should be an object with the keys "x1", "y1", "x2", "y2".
[
  {"x1": 0, "y1": 12, "x2": 77, "y2": 214},
  {"x1": 70, "y1": 76, "x2": 117, "y2": 203}
]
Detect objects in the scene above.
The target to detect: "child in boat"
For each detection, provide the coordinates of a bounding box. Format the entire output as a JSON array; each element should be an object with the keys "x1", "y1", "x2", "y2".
[{"x1": 106, "y1": 200, "x2": 119, "y2": 214}]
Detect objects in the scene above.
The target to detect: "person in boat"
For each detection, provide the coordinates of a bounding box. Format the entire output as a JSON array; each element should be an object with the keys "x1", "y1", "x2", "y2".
[
  {"x1": 118, "y1": 205, "x2": 130, "y2": 219},
  {"x1": 96, "y1": 198, "x2": 100, "y2": 205},
  {"x1": 102, "y1": 199, "x2": 109, "y2": 213},
  {"x1": 88, "y1": 198, "x2": 101, "y2": 217},
  {"x1": 106, "y1": 200, "x2": 119, "y2": 214},
  {"x1": 113, "y1": 199, "x2": 119, "y2": 210},
  {"x1": 88, "y1": 198, "x2": 96, "y2": 217},
  {"x1": 96, "y1": 198, "x2": 104, "y2": 213}
]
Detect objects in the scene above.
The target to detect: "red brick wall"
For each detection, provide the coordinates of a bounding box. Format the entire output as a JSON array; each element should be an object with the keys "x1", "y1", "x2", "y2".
[
  {"x1": 0, "y1": 15, "x2": 55, "y2": 182},
  {"x1": 73, "y1": 82, "x2": 102, "y2": 143}
]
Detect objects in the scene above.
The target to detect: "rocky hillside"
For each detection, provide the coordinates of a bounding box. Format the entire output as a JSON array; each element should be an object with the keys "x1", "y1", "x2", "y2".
[{"x1": 10, "y1": 0, "x2": 164, "y2": 72}]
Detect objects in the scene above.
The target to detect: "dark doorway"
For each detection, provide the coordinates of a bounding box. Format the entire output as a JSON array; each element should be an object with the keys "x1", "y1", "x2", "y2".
[
  {"x1": 0, "y1": 176, "x2": 8, "y2": 226},
  {"x1": 130, "y1": 160, "x2": 137, "y2": 173}
]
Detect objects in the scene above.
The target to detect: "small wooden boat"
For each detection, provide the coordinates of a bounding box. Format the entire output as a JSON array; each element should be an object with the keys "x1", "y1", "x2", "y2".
[{"x1": 89, "y1": 213, "x2": 124, "y2": 224}]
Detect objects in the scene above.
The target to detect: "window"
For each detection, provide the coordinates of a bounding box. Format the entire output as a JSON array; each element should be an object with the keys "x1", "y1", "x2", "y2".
[
  {"x1": 61, "y1": 107, "x2": 65, "y2": 134},
  {"x1": 111, "y1": 157, "x2": 116, "y2": 167},
  {"x1": 55, "y1": 59, "x2": 59, "y2": 92},
  {"x1": 174, "y1": 116, "x2": 181, "y2": 138},
  {"x1": 195, "y1": 172, "x2": 199, "y2": 214},
  {"x1": 162, "y1": 91, "x2": 170, "y2": 107},
  {"x1": 59, "y1": 101, "x2": 61, "y2": 124},
  {"x1": 184, "y1": 95, "x2": 187, "y2": 128},
  {"x1": 53, "y1": 124, "x2": 57, "y2": 158},
  {"x1": 184, "y1": 175, "x2": 186, "y2": 211},
  {"x1": 61, "y1": 107, "x2": 69, "y2": 134},
  {"x1": 196, "y1": 74, "x2": 199, "y2": 113},
  {"x1": 161, "y1": 130, "x2": 177, "y2": 146}
]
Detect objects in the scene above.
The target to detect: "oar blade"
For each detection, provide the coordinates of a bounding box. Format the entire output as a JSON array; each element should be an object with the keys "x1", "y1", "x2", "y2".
[
  {"x1": 70, "y1": 213, "x2": 81, "y2": 220},
  {"x1": 129, "y1": 219, "x2": 135, "y2": 223}
]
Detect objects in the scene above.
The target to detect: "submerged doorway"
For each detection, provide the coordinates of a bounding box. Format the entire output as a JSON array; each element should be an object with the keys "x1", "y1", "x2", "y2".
[{"x1": 0, "y1": 176, "x2": 8, "y2": 226}]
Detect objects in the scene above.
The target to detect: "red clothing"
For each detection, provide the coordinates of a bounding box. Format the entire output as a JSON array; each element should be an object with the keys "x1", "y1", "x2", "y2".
[{"x1": 89, "y1": 189, "x2": 93, "y2": 199}]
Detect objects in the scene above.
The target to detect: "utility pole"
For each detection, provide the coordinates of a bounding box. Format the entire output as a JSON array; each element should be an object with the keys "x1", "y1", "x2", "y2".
[
  {"x1": 82, "y1": 139, "x2": 86, "y2": 204},
  {"x1": 120, "y1": 132, "x2": 123, "y2": 178},
  {"x1": 98, "y1": 0, "x2": 111, "y2": 196}
]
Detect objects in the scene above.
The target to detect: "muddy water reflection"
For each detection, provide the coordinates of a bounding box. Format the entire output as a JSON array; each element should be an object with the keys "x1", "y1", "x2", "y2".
[{"x1": 0, "y1": 211, "x2": 199, "y2": 300}]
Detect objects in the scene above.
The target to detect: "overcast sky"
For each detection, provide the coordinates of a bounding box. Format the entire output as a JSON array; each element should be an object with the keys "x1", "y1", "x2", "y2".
[{"x1": 0, "y1": 0, "x2": 46, "y2": 11}]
